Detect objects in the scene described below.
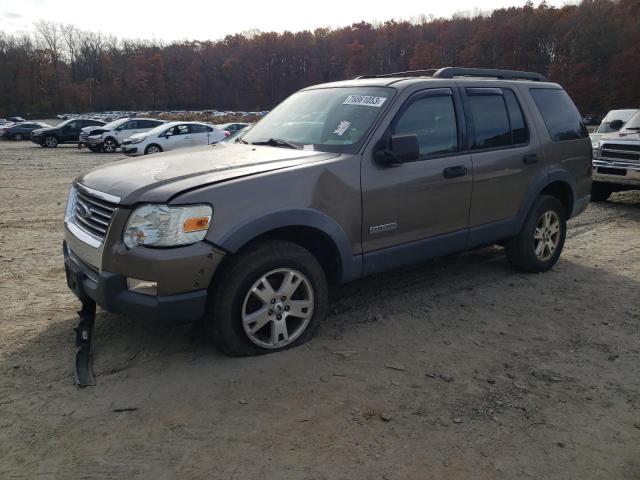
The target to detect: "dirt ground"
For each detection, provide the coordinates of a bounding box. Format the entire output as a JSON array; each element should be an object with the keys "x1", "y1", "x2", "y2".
[{"x1": 0, "y1": 138, "x2": 639, "y2": 480}]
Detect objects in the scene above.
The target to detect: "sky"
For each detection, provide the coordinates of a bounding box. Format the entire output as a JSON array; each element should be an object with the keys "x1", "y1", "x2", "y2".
[{"x1": 1, "y1": 0, "x2": 574, "y2": 42}]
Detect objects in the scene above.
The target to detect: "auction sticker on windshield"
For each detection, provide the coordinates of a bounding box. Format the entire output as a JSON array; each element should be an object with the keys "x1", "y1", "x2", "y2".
[{"x1": 342, "y1": 95, "x2": 387, "y2": 107}]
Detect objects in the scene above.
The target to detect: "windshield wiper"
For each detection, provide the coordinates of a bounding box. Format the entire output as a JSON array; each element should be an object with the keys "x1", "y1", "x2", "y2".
[{"x1": 251, "y1": 138, "x2": 303, "y2": 150}]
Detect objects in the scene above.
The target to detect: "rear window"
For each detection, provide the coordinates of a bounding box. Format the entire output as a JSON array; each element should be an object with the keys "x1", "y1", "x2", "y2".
[
  {"x1": 467, "y1": 94, "x2": 511, "y2": 149},
  {"x1": 530, "y1": 88, "x2": 587, "y2": 141}
]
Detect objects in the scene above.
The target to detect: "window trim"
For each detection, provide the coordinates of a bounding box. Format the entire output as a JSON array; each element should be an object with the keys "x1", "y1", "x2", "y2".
[
  {"x1": 460, "y1": 87, "x2": 531, "y2": 153},
  {"x1": 387, "y1": 87, "x2": 466, "y2": 162}
]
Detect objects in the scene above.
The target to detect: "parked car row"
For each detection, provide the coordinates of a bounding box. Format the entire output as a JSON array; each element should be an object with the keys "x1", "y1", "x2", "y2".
[{"x1": 1, "y1": 121, "x2": 51, "y2": 140}]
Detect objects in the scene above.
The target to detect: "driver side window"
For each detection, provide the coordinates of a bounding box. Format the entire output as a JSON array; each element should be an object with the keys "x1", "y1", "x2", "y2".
[{"x1": 393, "y1": 94, "x2": 459, "y2": 158}]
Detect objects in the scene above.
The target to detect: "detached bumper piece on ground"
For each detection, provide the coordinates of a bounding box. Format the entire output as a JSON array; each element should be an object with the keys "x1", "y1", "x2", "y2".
[{"x1": 74, "y1": 299, "x2": 96, "y2": 387}]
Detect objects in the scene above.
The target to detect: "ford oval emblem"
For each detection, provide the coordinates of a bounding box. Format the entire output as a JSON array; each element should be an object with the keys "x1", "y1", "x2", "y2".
[{"x1": 77, "y1": 203, "x2": 92, "y2": 220}]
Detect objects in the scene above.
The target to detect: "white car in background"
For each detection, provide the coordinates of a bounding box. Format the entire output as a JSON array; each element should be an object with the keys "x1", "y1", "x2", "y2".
[
  {"x1": 121, "y1": 121, "x2": 226, "y2": 156},
  {"x1": 589, "y1": 109, "x2": 638, "y2": 148},
  {"x1": 85, "y1": 117, "x2": 165, "y2": 153}
]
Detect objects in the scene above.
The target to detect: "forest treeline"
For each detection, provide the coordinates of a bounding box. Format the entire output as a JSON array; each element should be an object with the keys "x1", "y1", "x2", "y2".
[{"x1": 0, "y1": 0, "x2": 638, "y2": 117}]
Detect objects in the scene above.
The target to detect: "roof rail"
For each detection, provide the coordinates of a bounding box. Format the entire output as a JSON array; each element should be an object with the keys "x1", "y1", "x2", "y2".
[
  {"x1": 355, "y1": 69, "x2": 438, "y2": 79},
  {"x1": 355, "y1": 67, "x2": 548, "y2": 82},
  {"x1": 433, "y1": 67, "x2": 548, "y2": 82}
]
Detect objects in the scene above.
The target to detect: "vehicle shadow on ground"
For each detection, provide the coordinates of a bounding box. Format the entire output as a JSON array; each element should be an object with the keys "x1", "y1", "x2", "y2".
[{"x1": 1, "y1": 237, "x2": 638, "y2": 390}]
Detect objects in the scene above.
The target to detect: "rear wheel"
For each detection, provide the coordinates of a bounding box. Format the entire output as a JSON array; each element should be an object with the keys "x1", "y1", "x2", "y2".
[
  {"x1": 205, "y1": 239, "x2": 328, "y2": 356},
  {"x1": 13, "y1": 133, "x2": 23, "y2": 141},
  {"x1": 102, "y1": 138, "x2": 117, "y2": 153},
  {"x1": 144, "y1": 144, "x2": 162, "y2": 154},
  {"x1": 590, "y1": 182, "x2": 613, "y2": 202},
  {"x1": 505, "y1": 195, "x2": 566, "y2": 273},
  {"x1": 44, "y1": 135, "x2": 58, "y2": 148}
]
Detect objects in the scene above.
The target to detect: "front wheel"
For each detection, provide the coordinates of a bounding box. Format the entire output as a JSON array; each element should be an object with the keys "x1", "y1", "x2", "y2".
[
  {"x1": 590, "y1": 182, "x2": 613, "y2": 202},
  {"x1": 205, "y1": 240, "x2": 328, "y2": 356},
  {"x1": 505, "y1": 195, "x2": 566, "y2": 273},
  {"x1": 44, "y1": 135, "x2": 58, "y2": 148},
  {"x1": 144, "y1": 144, "x2": 162, "y2": 154},
  {"x1": 102, "y1": 138, "x2": 117, "y2": 153}
]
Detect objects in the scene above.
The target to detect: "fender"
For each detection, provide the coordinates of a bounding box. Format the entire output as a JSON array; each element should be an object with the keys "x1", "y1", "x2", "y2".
[
  {"x1": 516, "y1": 168, "x2": 576, "y2": 230},
  {"x1": 214, "y1": 209, "x2": 362, "y2": 283}
]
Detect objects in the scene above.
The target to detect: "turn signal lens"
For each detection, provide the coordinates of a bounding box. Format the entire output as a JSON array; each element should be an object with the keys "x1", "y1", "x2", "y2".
[{"x1": 183, "y1": 217, "x2": 210, "y2": 233}]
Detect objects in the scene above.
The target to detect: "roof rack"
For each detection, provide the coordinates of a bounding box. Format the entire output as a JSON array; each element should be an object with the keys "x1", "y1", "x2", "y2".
[{"x1": 356, "y1": 67, "x2": 548, "y2": 82}]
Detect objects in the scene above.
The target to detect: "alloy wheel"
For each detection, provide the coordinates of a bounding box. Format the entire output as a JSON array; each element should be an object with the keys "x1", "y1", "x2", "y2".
[
  {"x1": 147, "y1": 145, "x2": 160, "y2": 154},
  {"x1": 45, "y1": 136, "x2": 57, "y2": 148},
  {"x1": 241, "y1": 268, "x2": 314, "y2": 349},
  {"x1": 103, "y1": 140, "x2": 116, "y2": 153},
  {"x1": 533, "y1": 210, "x2": 560, "y2": 261}
]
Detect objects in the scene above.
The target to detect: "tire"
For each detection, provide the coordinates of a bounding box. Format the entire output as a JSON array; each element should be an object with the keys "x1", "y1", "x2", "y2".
[
  {"x1": 13, "y1": 133, "x2": 23, "y2": 141},
  {"x1": 102, "y1": 138, "x2": 117, "y2": 153},
  {"x1": 88, "y1": 145, "x2": 99, "y2": 152},
  {"x1": 144, "y1": 144, "x2": 162, "y2": 155},
  {"x1": 44, "y1": 135, "x2": 58, "y2": 148},
  {"x1": 505, "y1": 195, "x2": 566, "y2": 273},
  {"x1": 205, "y1": 239, "x2": 328, "y2": 357},
  {"x1": 590, "y1": 182, "x2": 612, "y2": 202}
]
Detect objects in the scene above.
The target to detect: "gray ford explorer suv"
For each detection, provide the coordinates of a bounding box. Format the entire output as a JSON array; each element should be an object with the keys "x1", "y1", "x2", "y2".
[{"x1": 63, "y1": 67, "x2": 592, "y2": 358}]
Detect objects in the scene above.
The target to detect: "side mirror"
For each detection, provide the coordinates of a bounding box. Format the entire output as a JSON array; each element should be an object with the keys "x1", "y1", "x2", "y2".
[
  {"x1": 609, "y1": 119, "x2": 624, "y2": 131},
  {"x1": 375, "y1": 134, "x2": 420, "y2": 165}
]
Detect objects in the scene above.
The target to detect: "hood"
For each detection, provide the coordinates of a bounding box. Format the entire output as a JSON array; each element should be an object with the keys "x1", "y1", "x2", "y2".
[
  {"x1": 600, "y1": 130, "x2": 640, "y2": 142},
  {"x1": 76, "y1": 143, "x2": 340, "y2": 204},
  {"x1": 128, "y1": 131, "x2": 147, "y2": 140},
  {"x1": 32, "y1": 126, "x2": 58, "y2": 135},
  {"x1": 81, "y1": 126, "x2": 102, "y2": 135}
]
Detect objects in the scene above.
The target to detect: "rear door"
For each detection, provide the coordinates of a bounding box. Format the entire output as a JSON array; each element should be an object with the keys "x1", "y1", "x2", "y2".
[
  {"x1": 462, "y1": 87, "x2": 544, "y2": 229},
  {"x1": 188, "y1": 124, "x2": 210, "y2": 146}
]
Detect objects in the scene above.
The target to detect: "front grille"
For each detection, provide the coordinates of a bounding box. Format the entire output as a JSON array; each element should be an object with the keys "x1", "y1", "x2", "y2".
[
  {"x1": 601, "y1": 143, "x2": 640, "y2": 163},
  {"x1": 73, "y1": 189, "x2": 117, "y2": 241}
]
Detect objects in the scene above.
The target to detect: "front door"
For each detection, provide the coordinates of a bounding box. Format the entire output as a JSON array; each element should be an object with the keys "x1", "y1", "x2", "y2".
[
  {"x1": 163, "y1": 124, "x2": 191, "y2": 151},
  {"x1": 361, "y1": 88, "x2": 473, "y2": 274}
]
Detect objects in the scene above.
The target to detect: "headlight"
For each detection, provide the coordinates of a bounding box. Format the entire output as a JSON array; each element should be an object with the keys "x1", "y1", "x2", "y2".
[
  {"x1": 129, "y1": 136, "x2": 146, "y2": 144},
  {"x1": 593, "y1": 142, "x2": 601, "y2": 159},
  {"x1": 65, "y1": 186, "x2": 78, "y2": 223},
  {"x1": 123, "y1": 204, "x2": 212, "y2": 248}
]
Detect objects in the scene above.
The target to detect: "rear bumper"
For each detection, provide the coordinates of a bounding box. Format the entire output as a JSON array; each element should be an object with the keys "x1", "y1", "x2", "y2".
[{"x1": 592, "y1": 160, "x2": 640, "y2": 187}]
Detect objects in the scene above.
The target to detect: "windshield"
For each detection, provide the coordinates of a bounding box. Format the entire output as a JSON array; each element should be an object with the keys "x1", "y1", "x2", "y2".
[
  {"x1": 101, "y1": 118, "x2": 128, "y2": 130},
  {"x1": 145, "y1": 122, "x2": 177, "y2": 136},
  {"x1": 623, "y1": 112, "x2": 640, "y2": 130},
  {"x1": 242, "y1": 87, "x2": 395, "y2": 153},
  {"x1": 597, "y1": 110, "x2": 637, "y2": 133}
]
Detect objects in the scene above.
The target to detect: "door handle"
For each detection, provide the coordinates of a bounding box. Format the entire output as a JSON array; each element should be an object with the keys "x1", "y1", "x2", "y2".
[
  {"x1": 523, "y1": 154, "x2": 539, "y2": 164},
  {"x1": 443, "y1": 165, "x2": 468, "y2": 179}
]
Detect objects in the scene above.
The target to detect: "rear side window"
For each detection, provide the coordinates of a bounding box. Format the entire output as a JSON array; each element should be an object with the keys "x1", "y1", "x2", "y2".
[
  {"x1": 466, "y1": 92, "x2": 511, "y2": 149},
  {"x1": 393, "y1": 94, "x2": 458, "y2": 157},
  {"x1": 189, "y1": 124, "x2": 208, "y2": 133},
  {"x1": 530, "y1": 88, "x2": 588, "y2": 141}
]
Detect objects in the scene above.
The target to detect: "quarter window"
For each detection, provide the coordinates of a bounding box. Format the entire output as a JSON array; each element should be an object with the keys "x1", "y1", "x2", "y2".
[
  {"x1": 393, "y1": 94, "x2": 458, "y2": 157},
  {"x1": 530, "y1": 88, "x2": 588, "y2": 141}
]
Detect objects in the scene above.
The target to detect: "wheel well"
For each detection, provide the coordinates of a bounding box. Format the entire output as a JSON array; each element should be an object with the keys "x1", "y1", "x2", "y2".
[
  {"x1": 234, "y1": 226, "x2": 342, "y2": 284},
  {"x1": 541, "y1": 181, "x2": 573, "y2": 217},
  {"x1": 146, "y1": 143, "x2": 162, "y2": 152}
]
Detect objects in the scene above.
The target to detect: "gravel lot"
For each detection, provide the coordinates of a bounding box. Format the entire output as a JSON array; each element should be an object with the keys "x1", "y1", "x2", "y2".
[{"x1": 1, "y1": 139, "x2": 639, "y2": 479}]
